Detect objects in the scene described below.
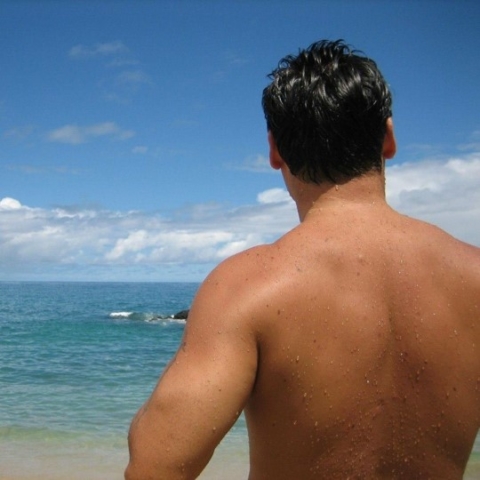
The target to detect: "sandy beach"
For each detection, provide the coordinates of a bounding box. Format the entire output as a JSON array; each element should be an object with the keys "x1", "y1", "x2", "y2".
[
  {"x1": 0, "y1": 428, "x2": 250, "y2": 480},
  {"x1": 2, "y1": 441, "x2": 480, "y2": 480}
]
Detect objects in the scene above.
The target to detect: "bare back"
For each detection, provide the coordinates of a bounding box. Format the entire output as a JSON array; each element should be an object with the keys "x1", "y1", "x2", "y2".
[
  {"x1": 244, "y1": 204, "x2": 480, "y2": 479},
  {"x1": 125, "y1": 200, "x2": 480, "y2": 480}
]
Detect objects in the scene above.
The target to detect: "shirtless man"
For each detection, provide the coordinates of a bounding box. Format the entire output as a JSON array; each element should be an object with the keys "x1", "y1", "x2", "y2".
[{"x1": 125, "y1": 40, "x2": 480, "y2": 479}]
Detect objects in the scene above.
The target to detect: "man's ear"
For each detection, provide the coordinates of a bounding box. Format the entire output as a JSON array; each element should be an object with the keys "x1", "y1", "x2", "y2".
[
  {"x1": 268, "y1": 131, "x2": 284, "y2": 170},
  {"x1": 383, "y1": 118, "x2": 396, "y2": 160}
]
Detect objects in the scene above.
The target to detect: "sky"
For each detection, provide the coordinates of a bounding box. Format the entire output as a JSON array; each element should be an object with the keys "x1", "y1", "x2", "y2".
[{"x1": 0, "y1": 0, "x2": 479, "y2": 282}]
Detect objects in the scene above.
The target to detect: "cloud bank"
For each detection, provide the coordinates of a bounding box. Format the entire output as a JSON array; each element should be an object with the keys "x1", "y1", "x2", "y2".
[
  {"x1": 387, "y1": 153, "x2": 480, "y2": 245},
  {"x1": 1, "y1": 154, "x2": 479, "y2": 281}
]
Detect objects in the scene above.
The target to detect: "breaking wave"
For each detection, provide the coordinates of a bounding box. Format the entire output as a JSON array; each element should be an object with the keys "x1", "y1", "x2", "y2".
[{"x1": 109, "y1": 311, "x2": 186, "y2": 324}]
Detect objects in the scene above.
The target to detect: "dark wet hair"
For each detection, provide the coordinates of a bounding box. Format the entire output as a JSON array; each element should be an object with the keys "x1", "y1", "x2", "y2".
[{"x1": 262, "y1": 39, "x2": 392, "y2": 183}]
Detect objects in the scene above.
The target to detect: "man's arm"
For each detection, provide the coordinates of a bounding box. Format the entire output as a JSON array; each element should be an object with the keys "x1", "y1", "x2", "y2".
[{"x1": 125, "y1": 258, "x2": 259, "y2": 480}]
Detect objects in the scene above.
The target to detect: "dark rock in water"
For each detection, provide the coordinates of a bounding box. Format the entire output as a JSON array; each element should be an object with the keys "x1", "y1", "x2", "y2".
[{"x1": 173, "y1": 309, "x2": 189, "y2": 320}]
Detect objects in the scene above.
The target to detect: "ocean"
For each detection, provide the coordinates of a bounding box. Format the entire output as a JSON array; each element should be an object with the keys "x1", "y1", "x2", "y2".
[
  {"x1": 0, "y1": 281, "x2": 479, "y2": 479},
  {"x1": 0, "y1": 282, "x2": 248, "y2": 480}
]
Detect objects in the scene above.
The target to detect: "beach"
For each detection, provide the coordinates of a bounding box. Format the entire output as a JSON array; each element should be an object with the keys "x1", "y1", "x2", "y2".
[
  {"x1": 1, "y1": 281, "x2": 479, "y2": 479},
  {"x1": 0, "y1": 429, "x2": 249, "y2": 480},
  {"x1": 2, "y1": 444, "x2": 480, "y2": 480},
  {"x1": 2, "y1": 430, "x2": 480, "y2": 479}
]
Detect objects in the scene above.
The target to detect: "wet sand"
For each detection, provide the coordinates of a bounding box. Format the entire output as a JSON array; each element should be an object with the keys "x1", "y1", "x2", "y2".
[
  {"x1": 0, "y1": 433, "x2": 249, "y2": 480},
  {"x1": 1, "y1": 437, "x2": 479, "y2": 480}
]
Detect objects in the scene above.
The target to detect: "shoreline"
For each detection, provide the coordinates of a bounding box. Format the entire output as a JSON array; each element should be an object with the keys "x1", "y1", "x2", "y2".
[
  {"x1": 2, "y1": 445, "x2": 480, "y2": 480},
  {"x1": 0, "y1": 431, "x2": 250, "y2": 480}
]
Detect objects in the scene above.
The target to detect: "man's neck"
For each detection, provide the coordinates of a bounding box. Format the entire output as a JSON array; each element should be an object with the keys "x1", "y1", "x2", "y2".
[{"x1": 291, "y1": 172, "x2": 388, "y2": 222}]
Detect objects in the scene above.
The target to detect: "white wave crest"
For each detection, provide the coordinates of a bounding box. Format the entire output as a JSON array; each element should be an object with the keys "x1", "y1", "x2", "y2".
[{"x1": 109, "y1": 312, "x2": 133, "y2": 318}]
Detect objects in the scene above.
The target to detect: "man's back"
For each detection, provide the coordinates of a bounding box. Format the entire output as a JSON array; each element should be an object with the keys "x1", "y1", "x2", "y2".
[{"x1": 244, "y1": 201, "x2": 480, "y2": 479}]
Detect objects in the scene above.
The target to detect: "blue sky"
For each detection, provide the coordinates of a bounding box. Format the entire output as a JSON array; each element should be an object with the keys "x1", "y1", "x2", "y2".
[{"x1": 1, "y1": 0, "x2": 479, "y2": 282}]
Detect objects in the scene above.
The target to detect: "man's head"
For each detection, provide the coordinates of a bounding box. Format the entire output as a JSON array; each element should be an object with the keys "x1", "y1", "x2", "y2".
[{"x1": 262, "y1": 39, "x2": 393, "y2": 184}]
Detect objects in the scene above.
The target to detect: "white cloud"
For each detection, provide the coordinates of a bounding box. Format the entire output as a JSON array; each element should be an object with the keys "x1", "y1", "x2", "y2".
[
  {"x1": 1, "y1": 152, "x2": 479, "y2": 281},
  {"x1": 257, "y1": 188, "x2": 290, "y2": 204},
  {"x1": 387, "y1": 154, "x2": 480, "y2": 216},
  {"x1": 46, "y1": 122, "x2": 135, "y2": 144},
  {"x1": 69, "y1": 41, "x2": 129, "y2": 58},
  {"x1": 0, "y1": 192, "x2": 295, "y2": 281},
  {"x1": 458, "y1": 130, "x2": 480, "y2": 152},
  {"x1": 116, "y1": 70, "x2": 152, "y2": 86},
  {"x1": 6, "y1": 164, "x2": 81, "y2": 175},
  {"x1": 132, "y1": 146, "x2": 148, "y2": 155},
  {"x1": 233, "y1": 154, "x2": 271, "y2": 173},
  {"x1": 67, "y1": 40, "x2": 152, "y2": 103},
  {"x1": 0, "y1": 197, "x2": 22, "y2": 210},
  {"x1": 47, "y1": 125, "x2": 84, "y2": 144},
  {"x1": 386, "y1": 154, "x2": 480, "y2": 246}
]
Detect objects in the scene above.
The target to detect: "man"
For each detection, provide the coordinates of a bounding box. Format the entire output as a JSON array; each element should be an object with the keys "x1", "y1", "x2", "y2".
[{"x1": 125, "y1": 40, "x2": 480, "y2": 479}]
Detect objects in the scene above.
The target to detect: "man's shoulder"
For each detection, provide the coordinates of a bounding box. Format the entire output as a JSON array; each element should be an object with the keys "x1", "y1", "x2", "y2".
[
  {"x1": 201, "y1": 243, "x2": 283, "y2": 297},
  {"x1": 188, "y1": 243, "x2": 288, "y2": 331},
  {"x1": 415, "y1": 217, "x2": 480, "y2": 261},
  {"x1": 397, "y1": 214, "x2": 480, "y2": 286}
]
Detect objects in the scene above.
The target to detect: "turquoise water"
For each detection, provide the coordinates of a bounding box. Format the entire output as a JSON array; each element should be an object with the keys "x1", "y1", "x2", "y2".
[
  {"x1": 1, "y1": 282, "x2": 194, "y2": 435},
  {"x1": 0, "y1": 281, "x2": 248, "y2": 479}
]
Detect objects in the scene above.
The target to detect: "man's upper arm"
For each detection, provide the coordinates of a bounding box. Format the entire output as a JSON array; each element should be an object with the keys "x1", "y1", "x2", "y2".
[{"x1": 126, "y1": 258, "x2": 259, "y2": 480}]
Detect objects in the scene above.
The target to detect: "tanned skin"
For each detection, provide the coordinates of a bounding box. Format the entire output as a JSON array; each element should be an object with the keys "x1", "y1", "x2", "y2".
[{"x1": 125, "y1": 122, "x2": 480, "y2": 479}]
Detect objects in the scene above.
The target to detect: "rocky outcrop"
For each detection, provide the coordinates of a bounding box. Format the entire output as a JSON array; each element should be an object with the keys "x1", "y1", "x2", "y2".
[{"x1": 173, "y1": 309, "x2": 189, "y2": 320}]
